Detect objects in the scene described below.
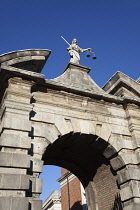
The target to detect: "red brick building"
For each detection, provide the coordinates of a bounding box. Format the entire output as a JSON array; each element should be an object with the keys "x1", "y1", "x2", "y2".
[
  {"x1": 58, "y1": 165, "x2": 120, "y2": 210},
  {"x1": 58, "y1": 169, "x2": 87, "y2": 210}
]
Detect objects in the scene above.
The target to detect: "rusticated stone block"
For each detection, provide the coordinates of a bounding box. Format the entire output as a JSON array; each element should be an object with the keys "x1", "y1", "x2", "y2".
[
  {"x1": 103, "y1": 144, "x2": 117, "y2": 158},
  {"x1": 120, "y1": 152, "x2": 138, "y2": 165},
  {"x1": 0, "y1": 174, "x2": 29, "y2": 189},
  {"x1": 0, "y1": 133, "x2": 31, "y2": 149},
  {"x1": 30, "y1": 200, "x2": 42, "y2": 210},
  {"x1": 31, "y1": 109, "x2": 55, "y2": 124},
  {"x1": 120, "y1": 183, "x2": 133, "y2": 201},
  {"x1": 54, "y1": 115, "x2": 72, "y2": 135},
  {"x1": 1, "y1": 116, "x2": 31, "y2": 131},
  {"x1": 134, "y1": 138, "x2": 140, "y2": 148},
  {"x1": 30, "y1": 178, "x2": 42, "y2": 193},
  {"x1": 33, "y1": 122, "x2": 60, "y2": 143},
  {"x1": 109, "y1": 133, "x2": 133, "y2": 152},
  {"x1": 124, "y1": 203, "x2": 140, "y2": 210},
  {"x1": 99, "y1": 123, "x2": 111, "y2": 141},
  {"x1": 120, "y1": 180, "x2": 140, "y2": 201},
  {"x1": 0, "y1": 189, "x2": 25, "y2": 197},
  {"x1": 110, "y1": 152, "x2": 138, "y2": 171},
  {"x1": 117, "y1": 167, "x2": 140, "y2": 185},
  {"x1": 110, "y1": 155, "x2": 125, "y2": 171},
  {"x1": 79, "y1": 119, "x2": 90, "y2": 134},
  {"x1": 136, "y1": 151, "x2": 140, "y2": 163},
  {"x1": 0, "y1": 197, "x2": 29, "y2": 210},
  {"x1": 70, "y1": 118, "x2": 81, "y2": 133},
  {"x1": 31, "y1": 159, "x2": 43, "y2": 173},
  {"x1": 32, "y1": 137, "x2": 50, "y2": 156},
  {"x1": 0, "y1": 152, "x2": 30, "y2": 168},
  {"x1": 0, "y1": 167, "x2": 26, "y2": 175}
]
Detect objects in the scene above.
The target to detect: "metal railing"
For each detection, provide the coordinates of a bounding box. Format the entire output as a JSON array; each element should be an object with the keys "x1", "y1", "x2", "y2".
[{"x1": 111, "y1": 193, "x2": 123, "y2": 210}]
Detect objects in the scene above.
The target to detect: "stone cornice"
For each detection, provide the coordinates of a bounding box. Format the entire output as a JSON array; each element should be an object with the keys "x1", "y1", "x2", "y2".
[
  {"x1": 41, "y1": 79, "x2": 140, "y2": 105},
  {"x1": 57, "y1": 171, "x2": 76, "y2": 187},
  {"x1": 0, "y1": 49, "x2": 51, "y2": 73},
  {"x1": 0, "y1": 50, "x2": 140, "y2": 106},
  {"x1": 1, "y1": 64, "x2": 45, "y2": 80}
]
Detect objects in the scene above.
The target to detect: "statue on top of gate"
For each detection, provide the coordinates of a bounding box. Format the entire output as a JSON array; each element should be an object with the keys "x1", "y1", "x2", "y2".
[{"x1": 61, "y1": 36, "x2": 96, "y2": 65}]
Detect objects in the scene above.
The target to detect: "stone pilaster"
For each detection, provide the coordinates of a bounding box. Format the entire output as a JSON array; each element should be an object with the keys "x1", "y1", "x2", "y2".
[
  {"x1": 0, "y1": 77, "x2": 42, "y2": 210},
  {"x1": 121, "y1": 103, "x2": 140, "y2": 209}
]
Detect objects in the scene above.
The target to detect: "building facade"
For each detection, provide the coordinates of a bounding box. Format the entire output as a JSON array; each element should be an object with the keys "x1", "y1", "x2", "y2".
[
  {"x1": 0, "y1": 49, "x2": 140, "y2": 210},
  {"x1": 58, "y1": 169, "x2": 87, "y2": 210},
  {"x1": 42, "y1": 190, "x2": 61, "y2": 210}
]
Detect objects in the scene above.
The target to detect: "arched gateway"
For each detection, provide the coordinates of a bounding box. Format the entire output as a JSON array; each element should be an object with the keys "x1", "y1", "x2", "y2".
[{"x1": 0, "y1": 49, "x2": 140, "y2": 210}]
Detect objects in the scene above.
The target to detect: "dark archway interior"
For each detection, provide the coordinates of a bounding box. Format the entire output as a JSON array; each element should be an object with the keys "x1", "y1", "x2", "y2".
[
  {"x1": 42, "y1": 132, "x2": 119, "y2": 210},
  {"x1": 42, "y1": 132, "x2": 111, "y2": 187}
]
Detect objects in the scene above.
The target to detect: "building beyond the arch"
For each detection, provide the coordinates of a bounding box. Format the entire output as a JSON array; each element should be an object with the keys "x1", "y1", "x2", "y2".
[{"x1": 0, "y1": 49, "x2": 140, "y2": 210}]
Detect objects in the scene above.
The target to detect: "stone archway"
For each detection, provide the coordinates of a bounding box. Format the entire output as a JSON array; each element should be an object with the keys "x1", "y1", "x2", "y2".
[
  {"x1": 41, "y1": 132, "x2": 124, "y2": 210},
  {"x1": 0, "y1": 49, "x2": 140, "y2": 210}
]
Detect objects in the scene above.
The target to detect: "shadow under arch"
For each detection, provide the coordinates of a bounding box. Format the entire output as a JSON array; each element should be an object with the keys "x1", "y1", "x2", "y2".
[{"x1": 42, "y1": 132, "x2": 124, "y2": 210}]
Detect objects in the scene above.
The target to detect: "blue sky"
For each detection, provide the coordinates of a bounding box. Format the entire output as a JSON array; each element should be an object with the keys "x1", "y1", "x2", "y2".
[{"x1": 1, "y1": 0, "x2": 140, "y2": 202}]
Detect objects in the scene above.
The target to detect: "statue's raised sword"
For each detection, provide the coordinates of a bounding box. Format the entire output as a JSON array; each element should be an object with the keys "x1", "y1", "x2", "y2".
[{"x1": 61, "y1": 36, "x2": 70, "y2": 46}]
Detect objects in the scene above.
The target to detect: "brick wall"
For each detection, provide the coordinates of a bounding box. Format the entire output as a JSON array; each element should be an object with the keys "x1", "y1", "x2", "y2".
[
  {"x1": 61, "y1": 168, "x2": 68, "y2": 176},
  {"x1": 61, "y1": 169, "x2": 82, "y2": 210},
  {"x1": 94, "y1": 164, "x2": 119, "y2": 210},
  {"x1": 61, "y1": 164, "x2": 119, "y2": 210}
]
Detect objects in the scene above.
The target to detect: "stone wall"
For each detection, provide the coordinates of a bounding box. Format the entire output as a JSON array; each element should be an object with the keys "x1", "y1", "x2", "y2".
[{"x1": 0, "y1": 50, "x2": 140, "y2": 210}]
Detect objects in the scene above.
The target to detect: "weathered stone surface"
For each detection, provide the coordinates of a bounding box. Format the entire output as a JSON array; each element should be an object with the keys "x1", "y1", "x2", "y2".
[
  {"x1": 30, "y1": 200, "x2": 42, "y2": 210},
  {"x1": 111, "y1": 152, "x2": 140, "y2": 171},
  {"x1": 31, "y1": 109, "x2": 55, "y2": 124},
  {"x1": 136, "y1": 151, "x2": 140, "y2": 163},
  {"x1": 0, "y1": 133, "x2": 31, "y2": 149},
  {"x1": 70, "y1": 118, "x2": 81, "y2": 133},
  {"x1": 0, "y1": 197, "x2": 29, "y2": 210},
  {"x1": 52, "y1": 63, "x2": 104, "y2": 93},
  {"x1": 54, "y1": 115, "x2": 72, "y2": 135},
  {"x1": 0, "y1": 152, "x2": 30, "y2": 168},
  {"x1": 31, "y1": 158, "x2": 43, "y2": 173},
  {"x1": 110, "y1": 155, "x2": 125, "y2": 171},
  {"x1": 0, "y1": 174, "x2": 29, "y2": 189},
  {"x1": 120, "y1": 152, "x2": 138, "y2": 165},
  {"x1": 0, "y1": 51, "x2": 139, "y2": 210},
  {"x1": 124, "y1": 203, "x2": 140, "y2": 210},
  {"x1": 30, "y1": 178, "x2": 42, "y2": 193},
  {"x1": 0, "y1": 190, "x2": 25, "y2": 197},
  {"x1": 103, "y1": 144, "x2": 117, "y2": 158},
  {"x1": 120, "y1": 180, "x2": 140, "y2": 201},
  {"x1": 1, "y1": 116, "x2": 31, "y2": 131},
  {"x1": 79, "y1": 119, "x2": 90, "y2": 134},
  {"x1": 0, "y1": 167, "x2": 26, "y2": 174},
  {"x1": 32, "y1": 122, "x2": 60, "y2": 143},
  {"x1": 134, "y1": 138, "x2": 140, "y2": 148},
  {"x1": 32, "y1": 137, "x2": 50, "y2": 156},
  {"x1": 117, "y1": 167, "x2": 140, "y2": 185},
  {"x1": 103, "y1": 71, "x2": 140, "y2": 98},
  {"x1": 109, "y1": 133, "x2": 133, "y2": 152},
  {"x1": 0, "y1": 49, "x2": 51, "y2": 73}
]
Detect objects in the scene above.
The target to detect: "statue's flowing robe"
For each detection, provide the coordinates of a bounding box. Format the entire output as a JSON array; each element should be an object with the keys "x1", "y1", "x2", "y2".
[{"x1": 68, "y1": 44, "x2": 83, "y2": 64}]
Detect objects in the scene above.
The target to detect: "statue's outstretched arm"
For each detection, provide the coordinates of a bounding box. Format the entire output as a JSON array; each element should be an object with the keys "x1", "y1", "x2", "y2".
[{"x1": 80, "y1": 48, "x2": 92, "y2": 52}]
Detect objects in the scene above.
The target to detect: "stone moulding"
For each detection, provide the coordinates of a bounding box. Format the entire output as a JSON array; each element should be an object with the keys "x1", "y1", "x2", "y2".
[{"x1": 0, "y1": 49, "x2": 51, "y2": 73}]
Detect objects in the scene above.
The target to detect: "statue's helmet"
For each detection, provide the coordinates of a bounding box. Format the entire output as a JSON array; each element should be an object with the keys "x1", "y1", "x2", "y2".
[{"x1": 72, "y1": 38, "x2": 78, "y2": 44}]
